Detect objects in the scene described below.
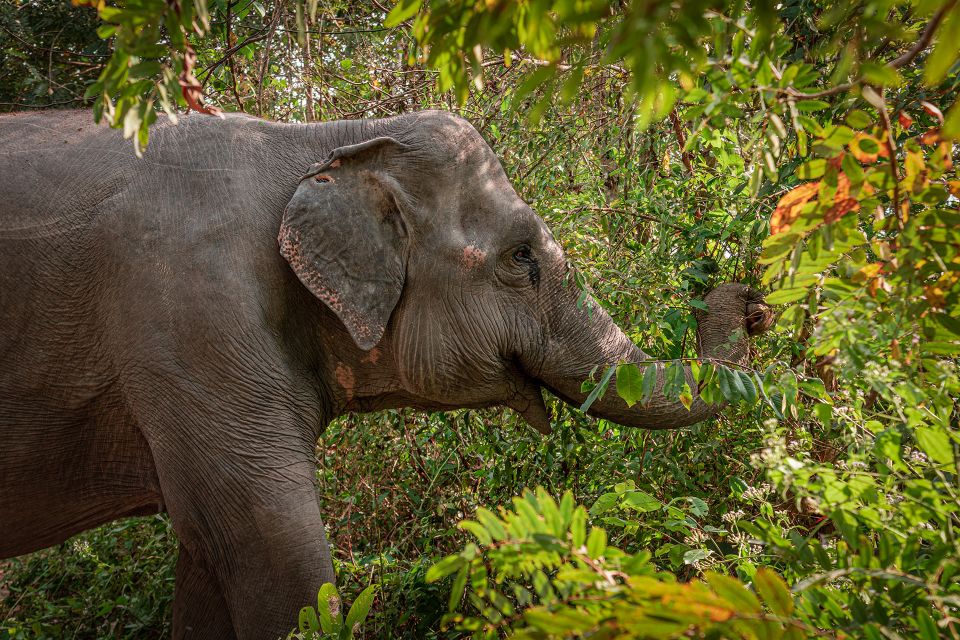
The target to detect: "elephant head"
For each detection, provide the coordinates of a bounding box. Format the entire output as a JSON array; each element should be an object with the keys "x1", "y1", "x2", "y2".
[{"x1": 280, "y1": 111, "x2": 772, "y2": 434}]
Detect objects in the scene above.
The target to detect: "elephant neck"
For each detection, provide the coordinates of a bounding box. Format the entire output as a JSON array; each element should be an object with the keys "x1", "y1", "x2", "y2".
[{"x1": 315, "y1": 331, "x2": 415, "y2": 417}]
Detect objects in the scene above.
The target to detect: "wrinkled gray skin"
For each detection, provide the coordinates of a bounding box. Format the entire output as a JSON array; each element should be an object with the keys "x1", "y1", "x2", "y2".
[{"x1": 0, "y1": 109, "x2": 771, "y2": 638}]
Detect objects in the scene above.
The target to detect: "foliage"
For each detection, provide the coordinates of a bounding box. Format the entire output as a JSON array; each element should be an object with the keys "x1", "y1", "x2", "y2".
[
  {"x1": 294, "y1": 583, "x2": 377, "y2": 640},
  {"x1": 426, "y1": 488, "x2": 807, "y2": 639},
  {"x1": 67, "y1": 0, "x2": 221, "y2": 155},
  {"x1": 0, "y1": 517, "x2": 175, "y2": 639},
  {"x1": 0, "y1": 1, "x2": 107, "y2": 110}
]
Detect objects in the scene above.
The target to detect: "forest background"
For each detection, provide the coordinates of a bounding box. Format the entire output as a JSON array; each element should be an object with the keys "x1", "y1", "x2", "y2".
[{"x1": 1, "y1": 0, "x2": 959, "y2": 638}]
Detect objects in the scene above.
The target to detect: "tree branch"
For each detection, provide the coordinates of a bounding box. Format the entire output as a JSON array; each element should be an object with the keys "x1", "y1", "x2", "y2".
[{"x1": 784, "y1": 0, "x2": 956, "y2": 100}]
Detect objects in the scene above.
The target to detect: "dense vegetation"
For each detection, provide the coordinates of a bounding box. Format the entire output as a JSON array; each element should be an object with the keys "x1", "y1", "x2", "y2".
[{"x1": 1, "y1": 0, "x2": 958, "y2": 638}]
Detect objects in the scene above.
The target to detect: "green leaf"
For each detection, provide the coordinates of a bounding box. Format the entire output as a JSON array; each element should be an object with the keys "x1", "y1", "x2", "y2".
[
  {"x1": 571, "y1": 506, "x2": 587, "y2": 547},
  {"x1": 622, "y1": 490, "x2": 662, "y2": 512},
  {"x1": 687, "y1": 497, "x2": 708, "y2": 517},
  {"x1": 559, "y1": 490, "x2": 574, "y2": 531},
  {"x1": 717, "y1": 366, "x2": 735, "y2": 402},
  {"x1": 943, "y1": 99, "x2": 960, "y2": 138},
  {"x1": 933, "y1": 313, "x2": 960, "y2": 338},
  {"x1": 859, "y1": 62, "x2": 901, "y2": 87},
  {"x1": 616, "y1": 363, "x2": 644, "y2": 407},
  {"x1": 426, "y1": 554, "x2": 466, "y2": 583},
  {"x1": 737, "y1": 371, "x2": 758, "y2": 405},
  {"x1": 797, "y1": 158, "x2": 826, "y2": 179},
  {"x1": 846, "y1": 109, "x2": 873, "y2": 128},
  {"x1": 459, "y1": 520, "x2": 493, "y2": 546},
  {"x1": 344, "y1": 584, "x2": 376, "y2": 633},
  {"x1": 924, "y1": 10, "x2": 960, "y2": 85},
  {"x1": 589, "y1": 492, "x2": 619, "y2": 516},
  {"x1": 796, "y1": 100, "x2": 830, "y2": 112},
  {"x1": 299, "y1": 606, "x2": 320, "y2": 633},
  {"x1": 384, "y1": 0, "x2": 422, "y2": 26},
  {"x1": 682, "y1": 548, "x2": 709, "y2": 564},
  {"x1": 449, "y1": 564, "x2": 468, "y2": 611},
  {"x1": 706, "y1": 572, "x2": 762, "y2": 614},
  {"x1": 586, "y1": 527, "x2": 607, "y2": 559},
  {"x1": 754, "y1": 568, "x2": 793, "y2": 616},
  {"x1": 580, "y1": 365, "x2": 615, "y2": 413},
  {"x1": 915, "y1": 427, "x2": 955, "y2": 465},
  {"x1": 525, "y1": 608, "x2": 593, "y2": 633},
  {"x1": 641, "y1": 363, "x2": 659, "y2": 405},
  {"x1": 475, "y1": 507, "x2": 508, "y2": 541},
  {"x1": 749, "y1": 166, "x2": 763, "y2": 198},
  {"x1": 921, "y1": 341, "x2": 960, "y2": 355},
  {"x1": 916, "y1": 608, "x2": 939, "y2": 640},
  {"x1": 316, "y1": 583, "x2": 341, "y2": 634},
  {"x1": 765, "y1": 287, "x2": 809, "y2": 304},
  {"x1": 96, "y1": 24, "x2": 118, "y2": 39}
]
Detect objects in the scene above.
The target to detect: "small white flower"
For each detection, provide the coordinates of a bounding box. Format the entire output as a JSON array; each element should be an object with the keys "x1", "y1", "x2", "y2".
[
  {"x1": 721, "y1": 509, "x2": 745, "y2": 524},
  {"x1": 730, "y1": 532, "x2": 750, "y2": 547},
  {"x1": 684, "y1": 529, "x2": 708, "y2": 546}
]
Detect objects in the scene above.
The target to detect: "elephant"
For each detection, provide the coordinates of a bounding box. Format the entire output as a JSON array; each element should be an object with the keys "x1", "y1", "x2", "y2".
[{"x1": 0, "y1": 108, "x2": 772, "y2": 638}]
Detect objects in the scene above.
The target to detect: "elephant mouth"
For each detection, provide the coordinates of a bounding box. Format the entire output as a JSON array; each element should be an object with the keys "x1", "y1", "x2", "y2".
[{"x1": 503, "y1": 362, "x2": 553, "y2": 435}]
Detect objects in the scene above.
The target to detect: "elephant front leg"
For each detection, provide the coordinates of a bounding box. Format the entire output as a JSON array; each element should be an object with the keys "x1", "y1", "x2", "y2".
[
  {"x1": 144, "y1": 415, "x2": 336, "y2": 639},
  {"x1": 174, "y1": 543, "x2": 234, "y2": 639},
  {"x1": 167, "y1": 463, "x2": 337, "y2": 639}
]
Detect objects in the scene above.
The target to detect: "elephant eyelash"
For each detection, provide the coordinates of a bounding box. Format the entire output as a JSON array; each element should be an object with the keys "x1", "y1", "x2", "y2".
[{"x1": 315, "y1": 174, "x2": 333, "y2": 183}]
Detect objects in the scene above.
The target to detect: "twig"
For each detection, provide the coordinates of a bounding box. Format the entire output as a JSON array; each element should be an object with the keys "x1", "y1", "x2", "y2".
[
  {"x1": 200, "y1": 32, "x2": 270, "y2": 86},
  {"x1": 889, "y1": 0, "x2": 957, "y2": 69},
  {"x1": 255, "y1": 4, "x2": 284, "y2": 116},
  {"x1": 225, "y1": 2, "x2": 245, "y2": 111},
  {"x1": 784, "y1": 0, "x2": 957, "y2": 99},
  {"x1": 0, "y1": 24, "x2": 109, "y2": 59},
  {"x1": 668, "y1": 109, "x2": 695, "y2": 175}
]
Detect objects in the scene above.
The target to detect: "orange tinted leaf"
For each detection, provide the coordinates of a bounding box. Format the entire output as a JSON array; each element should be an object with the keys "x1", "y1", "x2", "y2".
[
  {"x1": 661, "y1": 588, "x2": 736, "y2": 622},
  {"x1": 178, "y1": 45, "x2": 224, "y2": 117},
  {"x1": 823, "y1": 173, "x2": 860, "y2": 223},
  {"x1": 771, "y1": 182, "x2": 819, "y2": 234},
  {"x1": 939, "y1": 142, "x2": 953, "y2": 171},
  {"x1": 921, "y1": 101, "x2": 944, "y2": 123},
  {"x1": 926, "y1": 284, "x2": 946, "y2": 307},
  {"x1": 920, "y1": 128, "x2": 942, "y2": 145},
  {"x1": 898, "y1": 111, "x2": 914, "y2": 129},
  {"x1": 825, "y1": 198, "x2": 860, "y2": 224},
  {"x1": 947, "y1": 180, "x2": 960, "y2": 197},
  {"x1": 851, "y1": 133, "x2": 883, "y2": 163}
]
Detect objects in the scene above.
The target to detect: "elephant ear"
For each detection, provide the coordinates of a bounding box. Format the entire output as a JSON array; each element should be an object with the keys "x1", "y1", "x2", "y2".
[{"x1": 279, "y1": 137, "x2": 409, "y2": 350}]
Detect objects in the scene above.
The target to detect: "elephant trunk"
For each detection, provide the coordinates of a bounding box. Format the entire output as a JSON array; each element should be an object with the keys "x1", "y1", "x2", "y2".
[{"x1": 535, "y1": 284, "x2": 771, "y2": 429}]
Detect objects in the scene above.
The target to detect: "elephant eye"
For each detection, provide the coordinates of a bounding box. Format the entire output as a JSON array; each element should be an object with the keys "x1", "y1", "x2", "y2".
[{"x1": 513, "y1": 245, "x2": 534, "y2": 263}]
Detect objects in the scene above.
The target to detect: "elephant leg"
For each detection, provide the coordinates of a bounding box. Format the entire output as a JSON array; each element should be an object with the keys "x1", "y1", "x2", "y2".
[
  {"x1": 139, "y1": 401, "x2": 336, "y2": 639},
  {"x1": 174, "y1": 543, "x2": 235, "y2": 639},
  {"x1": 168, "y1": 475, "x2": 337, "y2": 639}
]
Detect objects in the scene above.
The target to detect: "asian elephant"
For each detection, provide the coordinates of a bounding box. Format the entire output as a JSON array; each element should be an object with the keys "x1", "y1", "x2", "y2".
[{"x1": 0, "y1": 109, "x2": 771, "y2": 638}]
